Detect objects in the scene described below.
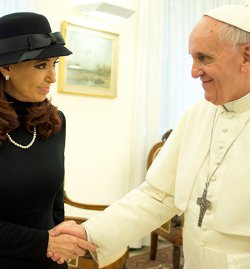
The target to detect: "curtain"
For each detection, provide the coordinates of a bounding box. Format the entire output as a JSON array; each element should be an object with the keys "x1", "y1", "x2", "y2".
[
  {"x1": 0, "y1": 0, "x2": 38, "y2": 15},
  {"x1": 129, "y1": 0, "x2": 166, "y2": 189}
]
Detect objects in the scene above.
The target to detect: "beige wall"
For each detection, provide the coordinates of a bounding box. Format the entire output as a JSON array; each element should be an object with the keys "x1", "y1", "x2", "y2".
[{"x1": 46, "y1": 0, "x2": 139, "y2": 204}]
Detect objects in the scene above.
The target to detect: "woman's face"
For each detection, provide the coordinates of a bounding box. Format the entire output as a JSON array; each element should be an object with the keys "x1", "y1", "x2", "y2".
[{"x1": 1, "y1": 57, "x2": 58, "y2": 102}]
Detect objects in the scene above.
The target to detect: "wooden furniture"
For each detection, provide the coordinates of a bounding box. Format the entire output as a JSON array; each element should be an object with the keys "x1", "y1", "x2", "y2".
[
  {"x1": 64, "y1": 192, "x2": 129, "y2": 269},
  {"x1": 147, "y1": 130, "x2": 183, "y2": 269}
]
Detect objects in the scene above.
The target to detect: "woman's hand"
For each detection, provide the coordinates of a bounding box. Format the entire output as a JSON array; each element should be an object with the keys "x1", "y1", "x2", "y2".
[
  {"x1": 47, "y1": 233, "x2": 86, "y2": 264},
  {"x1": 47, "y1": 221, "x2": 97, "y2": 264}
]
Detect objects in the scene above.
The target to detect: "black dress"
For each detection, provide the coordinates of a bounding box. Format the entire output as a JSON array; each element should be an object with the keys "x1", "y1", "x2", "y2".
[{"x1": 0, "y1": 96, "x2": 67, "y2": 268}]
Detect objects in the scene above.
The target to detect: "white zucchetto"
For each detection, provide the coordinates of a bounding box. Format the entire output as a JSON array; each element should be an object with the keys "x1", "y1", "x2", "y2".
[{"x1": 205, "y1": 4, "x2": 250, "y2": 33}]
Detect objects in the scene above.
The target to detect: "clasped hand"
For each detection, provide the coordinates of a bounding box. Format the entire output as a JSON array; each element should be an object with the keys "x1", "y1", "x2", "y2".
[{"x1": 47, "y1": 220, "x2": 97, "y2": 264}]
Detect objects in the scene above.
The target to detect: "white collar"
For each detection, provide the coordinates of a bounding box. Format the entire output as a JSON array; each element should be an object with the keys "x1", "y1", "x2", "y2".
[{"x1": 223, "y1": 93, "x2": 250, "y2": 113}]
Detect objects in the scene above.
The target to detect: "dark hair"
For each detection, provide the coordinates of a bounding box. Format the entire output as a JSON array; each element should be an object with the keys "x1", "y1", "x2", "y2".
[{"x1": 0, "y1": 74, "x2": 62, "y2": 143}]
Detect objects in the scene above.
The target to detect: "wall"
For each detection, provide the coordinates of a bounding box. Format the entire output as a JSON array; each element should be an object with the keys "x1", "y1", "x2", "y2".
[{"x1": 52, "y1": 0, "x2": 139, "y2": 205}]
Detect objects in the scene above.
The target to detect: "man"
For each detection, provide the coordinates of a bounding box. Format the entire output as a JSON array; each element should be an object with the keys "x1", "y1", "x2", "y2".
[{"x1": 50, "y1": 4, "x2": 250, "y2": 269}]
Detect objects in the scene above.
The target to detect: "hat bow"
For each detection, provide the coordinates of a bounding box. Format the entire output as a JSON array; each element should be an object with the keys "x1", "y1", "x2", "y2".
[{"x1": 0, "y1": 32, "x2": 65, "y2": 54}]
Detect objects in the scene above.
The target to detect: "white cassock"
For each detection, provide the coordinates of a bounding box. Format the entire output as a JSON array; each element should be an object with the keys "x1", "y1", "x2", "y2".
[{"x1": 84, "y1": 93, "x2": 250, "y2": 269}]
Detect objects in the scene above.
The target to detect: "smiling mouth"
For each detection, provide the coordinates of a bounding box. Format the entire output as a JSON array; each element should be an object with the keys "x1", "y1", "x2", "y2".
[
  {"x1": 202, "y1": 79, "x2": 213, "y2": 84},
  {"x1": 38, "y1": 87, "x2": 50, "y2": 94}
]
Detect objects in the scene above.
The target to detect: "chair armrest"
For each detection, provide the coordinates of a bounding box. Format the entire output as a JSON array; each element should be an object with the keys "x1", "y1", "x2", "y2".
[{"x1": 64, "y1": 191, "x2": 108, "y2": 211}]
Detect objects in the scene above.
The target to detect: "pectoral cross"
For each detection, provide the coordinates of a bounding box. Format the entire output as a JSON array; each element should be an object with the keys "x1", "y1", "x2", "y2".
[{"x1": 197, "y1": 185, "x2": 211, "y2": 227}]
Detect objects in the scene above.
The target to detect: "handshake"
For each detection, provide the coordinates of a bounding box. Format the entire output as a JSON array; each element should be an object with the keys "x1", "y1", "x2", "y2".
[{"x1": 47, "y1": 220, "x2": 97, "y2": 264}]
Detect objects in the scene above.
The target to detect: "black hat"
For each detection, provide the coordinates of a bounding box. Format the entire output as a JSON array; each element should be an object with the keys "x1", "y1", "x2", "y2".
[{"x1": 0, "y1": 12, "x2": 72, "y2": 66}]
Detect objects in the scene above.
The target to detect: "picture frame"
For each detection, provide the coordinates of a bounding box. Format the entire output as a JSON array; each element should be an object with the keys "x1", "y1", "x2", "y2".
[{"x1": 58, "y1": 21, "x2": 119, "y2": 98}]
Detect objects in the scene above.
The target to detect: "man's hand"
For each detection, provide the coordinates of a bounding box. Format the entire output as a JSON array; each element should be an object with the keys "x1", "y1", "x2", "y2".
[
  {"x1": 47, "y1": 221, "x2": 97, "y2": 264},
  {"x1": 49, "y1": 220, "x2": 87, "y2": 239}
]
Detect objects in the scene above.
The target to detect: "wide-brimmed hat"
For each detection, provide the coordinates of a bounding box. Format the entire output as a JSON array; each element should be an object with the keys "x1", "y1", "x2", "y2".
[
  {"x1": 0, "y1": 12, "x2": 72, "y2": 66},
  {"x1": 205, "y1": 4, "x2": 250, "y2": 33}
]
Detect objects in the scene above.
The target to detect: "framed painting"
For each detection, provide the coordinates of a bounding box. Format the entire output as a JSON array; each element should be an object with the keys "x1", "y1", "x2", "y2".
[{"x1": 58, "y1": 21, "x2": 119, "y2": 98}]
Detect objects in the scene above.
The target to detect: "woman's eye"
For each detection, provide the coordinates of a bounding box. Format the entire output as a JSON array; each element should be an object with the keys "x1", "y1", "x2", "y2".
[
  {"x1": 35, "y1": 63, "x2": 46, "y2": 69},
  {"x1": 53, "y1": 60, "x2": 59, "y2": 67}
]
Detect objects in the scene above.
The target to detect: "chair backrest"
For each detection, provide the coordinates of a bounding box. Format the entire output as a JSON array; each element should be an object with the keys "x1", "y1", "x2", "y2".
[
  {"x1": 147, "y1": 129, "x2": 173, "y2": 169},
  {"x1": 148, "y1": 129, "x2": 183, "y2": 264},
  {"x1": 147, "y1": 129, "x2": 184, "y2": 230}
]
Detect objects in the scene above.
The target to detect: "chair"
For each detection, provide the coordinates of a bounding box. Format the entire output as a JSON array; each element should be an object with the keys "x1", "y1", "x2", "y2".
[
  {"x1": 147, "y1": 130, "x2": 183, "y2": 269},
  {"x1": 64, "y1": 191, "x2": 129, "y2": 269}
]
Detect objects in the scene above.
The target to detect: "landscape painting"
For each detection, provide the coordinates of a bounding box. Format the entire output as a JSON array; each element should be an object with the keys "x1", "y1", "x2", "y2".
[{"x1": 58, "y1": 21, "x2": 119, "y2": 98}]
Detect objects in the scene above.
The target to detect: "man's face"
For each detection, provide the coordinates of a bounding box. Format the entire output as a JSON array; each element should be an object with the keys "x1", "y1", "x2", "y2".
[{"x1": 189, "y1": 16, "x2": 249, "y2": 105}]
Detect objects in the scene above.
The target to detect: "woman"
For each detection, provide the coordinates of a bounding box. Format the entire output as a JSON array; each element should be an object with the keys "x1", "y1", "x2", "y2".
[{"x1": 0, "y1": 12, "x2": 92, "y2": 269}]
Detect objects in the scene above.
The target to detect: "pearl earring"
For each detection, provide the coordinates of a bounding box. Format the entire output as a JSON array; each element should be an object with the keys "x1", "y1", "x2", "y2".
[{"x1": 5, "y1": 75, "x2": 10, "y2": 81}]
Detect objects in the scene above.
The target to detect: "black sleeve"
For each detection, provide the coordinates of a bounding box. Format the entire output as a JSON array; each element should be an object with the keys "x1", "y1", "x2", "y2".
[
  {"x1": 53, "y1": 110, "x2": 66, "y2": 225},
  {"x1": 53, "y1": 180, "x2": 65, "y2": 225},
  {"x1": 0, "y1": 220, "x2": 49, "y2": 261}
]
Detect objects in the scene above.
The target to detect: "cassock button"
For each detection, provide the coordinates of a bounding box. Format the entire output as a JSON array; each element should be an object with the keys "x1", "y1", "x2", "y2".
[
  {"x1": 200, "y1": 242, "x2": 205, "y2": 247},
  {"x1": 202, "y1": 226, "x2": 207, "y2": 231},
  {"x1": 222, "y1": 128, "x2": 228, "y2": 133},
  {"x1": 211, "y1": 176, "x2": 216, "y2": 182},
  {"x1": 207, "y1": 192, "x2": 212, "y2": 199},
  {"x1": 218, "y1": 144, "x2": 224, "y2": 150},
  {"x1": 156, "y1": 193, "x2": 164, "y2": 199}
]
